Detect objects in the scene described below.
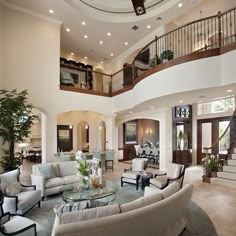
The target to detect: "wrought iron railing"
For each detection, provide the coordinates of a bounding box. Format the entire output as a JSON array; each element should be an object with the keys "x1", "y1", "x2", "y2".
[{"x1": 60, "y1": 7, "x2": 236, "y2": 96}]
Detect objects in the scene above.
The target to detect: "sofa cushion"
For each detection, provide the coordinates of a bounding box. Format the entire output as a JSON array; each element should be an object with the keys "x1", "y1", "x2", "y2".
[
  {"x1": 58, "y1": 161, "x2": 77, "y2": 177},
  {"x1": 62, "y1": 175, "x2": 80, "y2": 185},
  {"x1": 120, "y1": 192, "x2": 163, "y2": 213},
  {"x1": 150, "y1": 175, "x2": 168, "y2": 188},
  {"x1": 5, "y1": 182, "x2": 21, "y2": 196},
  {"x1": 16, "y1": 190, "x2": 41, "y2": 210},
  {"x1": 54, "y1": 201, "x2": 88, "y2": 218},
  {"x1": 46, "y1": 177, "x2": 64, "y2": 188},
  {"x1": 161, "y1": 182, "x2": 180, "y2": 199},
  {"x1": 38, "y1": 163, "x2": 56, "y2": 179},
  {"x1": 122, "y1": 171, "x2": 139, "y2": 180},
  {"x1": 59, "y1": 204, "x2": 120, "y2": 224}
]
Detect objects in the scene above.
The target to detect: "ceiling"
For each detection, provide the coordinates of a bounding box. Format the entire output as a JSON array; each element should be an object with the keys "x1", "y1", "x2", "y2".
[{"x1": 2, "y1": 0, "x2": 206, "y2": 66}]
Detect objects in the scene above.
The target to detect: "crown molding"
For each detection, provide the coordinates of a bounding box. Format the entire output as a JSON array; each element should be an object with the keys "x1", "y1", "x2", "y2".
[{"x1": 0, "y1": 0, "x2": 62, "y2": 25}]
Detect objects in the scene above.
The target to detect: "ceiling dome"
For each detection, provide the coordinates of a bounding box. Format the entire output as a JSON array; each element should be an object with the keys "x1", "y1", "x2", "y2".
[{"x1": 65, "y1": 0, "x2": 180, "y2": 22}]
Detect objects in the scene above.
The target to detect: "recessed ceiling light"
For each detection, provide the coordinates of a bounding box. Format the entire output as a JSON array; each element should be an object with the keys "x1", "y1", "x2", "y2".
[
  {"x1": 99, "y1": 41, "x2": 103, "y2": 44},
  {"x1": 100, "y1": 61, "x2": 103, "y2": 64},
  {"x1": 107, "y1": 32, "x2": 111, "y2": 36},
  {"x1": 125, "y1": 42, "x2": 128, "y2": 46},
  {"x1": 150, "y1": 106, "x2": 154, "y2": 109},
  {"x1": 178, "y1": 3, "x2": 183, "y2": 8},
  {"x1": 66, "y1": 28, "x2": 70, "y2": 32},
  {"x1": 81, "y1": 21, "x2": 86, "y2": 25},
  {"x1": 226, "y1": 89, "x2": 233, "y2": 93},
  {"x1": 84, "y1": 56, "x2": 88, "y2": 59},
  {"x1": 70, "y1": 52, "x2": 74, "y2": 56},
  {"x1": 129, "y1": 111, "x2": 133, "y2": 114},
  {"x1": 147, "y1": 25, "x2": 151, "y2": 29},
  {"x1": 84, "y1": 35, "x2": 88, "y2": 38},
  {"x1": 49, "y1": 9, "x2": 54, "y2": 14},
  {"x1": 110, "y1": 53, "x2": 114, "y2": 56},
  {"x1": 179, "y1": 100, "x2": 183, "y2": 103}
]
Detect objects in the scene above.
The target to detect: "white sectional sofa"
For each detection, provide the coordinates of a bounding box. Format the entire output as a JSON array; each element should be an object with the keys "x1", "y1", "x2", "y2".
[
  {"x1": 52, "y1": 182, "x2": 193, "y2": 236},
  {"x1": 31, "y1": 161, "x2": 80, "y2": 199}
]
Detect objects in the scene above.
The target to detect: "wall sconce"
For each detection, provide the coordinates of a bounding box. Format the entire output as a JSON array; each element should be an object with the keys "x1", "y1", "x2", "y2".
[
  {"x1": 99, "y1": 125, "x2": 102, "y2": 130},
  {"x1": 69, "y1": 125, "x2": 73, "y2": 129},
  {"x1": 85, "y1": 125, "x2": 89, "y2": 129},
  {"x1": 147, "y1": 129, "x2": 152, "y2": 135}
]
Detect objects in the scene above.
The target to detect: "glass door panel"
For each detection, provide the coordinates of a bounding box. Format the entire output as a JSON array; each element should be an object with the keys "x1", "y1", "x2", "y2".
[
  {"x1": 219, "y1": 121, "x2": 230, "y2": 154},
  {"x1": 202, "y1": 122, "x2": 212, "y2": 153}
]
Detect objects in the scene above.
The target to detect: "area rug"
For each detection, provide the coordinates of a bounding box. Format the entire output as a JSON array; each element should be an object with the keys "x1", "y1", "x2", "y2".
[{"x1": 26, "y1": 183, "x2": 217, "y2": 236}]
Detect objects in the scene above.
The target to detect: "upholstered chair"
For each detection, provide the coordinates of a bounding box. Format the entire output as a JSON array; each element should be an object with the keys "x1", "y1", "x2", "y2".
[
  {"x1": 121, "y1": 158, "x2": 148, "y2": 190},
  {"x1": 149, "y1": 163, "x2": 185, "y2": 190},
  {"x1": 0, "y1": 200, "x2": 45, "y2": 236},
  {"x1": 0, "y1": 169, "x2": 41, "y2": 215},
  {"x1": 105, "y1": 150, "x2": 114, "y2": 171}
]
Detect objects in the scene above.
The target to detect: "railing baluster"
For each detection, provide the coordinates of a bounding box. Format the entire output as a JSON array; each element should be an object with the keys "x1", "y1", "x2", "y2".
[{"x1": 218, "y1": 11, "x2": 222, "y2": 48}]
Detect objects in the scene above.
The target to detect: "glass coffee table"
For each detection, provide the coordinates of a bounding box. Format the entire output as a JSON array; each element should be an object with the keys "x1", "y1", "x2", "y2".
[{"x1": 61, "y1": 180, "x2": 119, "y2": 207}]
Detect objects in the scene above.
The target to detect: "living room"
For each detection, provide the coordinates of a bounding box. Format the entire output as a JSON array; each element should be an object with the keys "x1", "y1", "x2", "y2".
[{"x1": 0, "y1": 0, "x2": 236, "y2": 235}]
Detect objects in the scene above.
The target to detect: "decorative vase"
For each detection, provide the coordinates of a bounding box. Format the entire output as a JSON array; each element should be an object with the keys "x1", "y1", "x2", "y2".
[{"x1": 80, "y1": 175, "x2": 90, "y2": 190}]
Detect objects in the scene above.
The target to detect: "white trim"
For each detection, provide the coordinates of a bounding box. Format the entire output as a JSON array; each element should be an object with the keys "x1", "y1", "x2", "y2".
[{"x1": 0, "y1": 0, "x2": 62, "y2": 25}]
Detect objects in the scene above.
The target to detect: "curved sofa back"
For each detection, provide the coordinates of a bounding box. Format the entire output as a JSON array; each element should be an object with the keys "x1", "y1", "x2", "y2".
[{"x1": 54, "y1": 183, "x2": 193, "y2": 236}]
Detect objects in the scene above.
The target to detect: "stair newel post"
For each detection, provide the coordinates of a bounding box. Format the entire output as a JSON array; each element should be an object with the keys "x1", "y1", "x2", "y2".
[
  {"x1": 155, "y1": 36, "x2": 158, "y2": 66},
  {"x1": 110, "y1": 74, "x2": 113, "y2": 95},
  {"x1": 218, "y1": 11, "x2": 222, "y2": 48}
]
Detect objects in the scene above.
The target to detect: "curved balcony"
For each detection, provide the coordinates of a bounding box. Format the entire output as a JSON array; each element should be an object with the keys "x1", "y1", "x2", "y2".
[{"x1": 60, "y1": 7, "x2": 236, "y2": 97}]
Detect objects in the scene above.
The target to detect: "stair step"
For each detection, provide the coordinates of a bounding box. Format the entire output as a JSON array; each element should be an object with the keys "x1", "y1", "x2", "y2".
[
  {"x1": 223, "y1": 166, "x2": 236, "y2": 173},
  {"x1": 228, "y1": 154, "x2": 236, "y2": 159},
  {"x1": 228, "y1": 160, "x2": 236, "y2": 166},
  {"x1": 217, "y1": 171, "x2": 236, "y2": 180},
  {"x1": 211, "y1": 177, "x2": 236, "y2": 189}
]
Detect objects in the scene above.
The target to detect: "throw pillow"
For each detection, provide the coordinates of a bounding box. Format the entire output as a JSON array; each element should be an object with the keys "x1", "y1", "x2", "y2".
[
  {"x1": 54, "y1": 201, "x2": 89, "y2": 218},
  {"x1": 5, "y1": 182, "x2": 21, "y2": 196},
  {"x1": 38, "y1": 163, "x2": 56, "y2": 179}
]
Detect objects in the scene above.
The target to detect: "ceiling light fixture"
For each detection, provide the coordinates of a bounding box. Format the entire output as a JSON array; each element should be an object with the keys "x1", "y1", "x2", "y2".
[
  {"x1": 49, "y1": 9, "x2": 54, "y2": 14},
  {"x1": 125, "y1": 42, "x2": 128, "y2": 46},
  {"x1": 84, "y1": 56, "x2": 88, "y2": 59},
  {"x1": 70, "y1": 52, "x2": 74, "y2": 56},
  {"x1": 129, "y1": 111, "x2": 133, "y2": 114},
  {"x1": 100, "y1": 61, "x2": 103, "y2": 64},
  {"x1": 147, "y1": 25, "x2": 151, "y2": 29},
  {"x1": 84, "y1": 35, "x2": 88, "y2": 38},
  {"x1": 131, "y1": 0, "x2": 146, "y2": 16},
  {"x1": 66, "y1": 28, "x2": 70, "y2": 32},
  {"x1": 81, "y1": 21, "x2": 86, "y2": 25},
  {"x1": 179, "y1": 100, "x2": 183, "y2": 103},
  {"x1": 178, "y1": 3, "x2": 183, "y2": 8},
  {"x1": 150, "y1": 106, "x2": 154, "y2": 109},
  {"x1": 107, "y1": 32, "x2": 111, "y2": 36},
  {"x1": 226, "y1": 89, "x2": 233, "y2": 93},
  {"x1": 110, "y1": 53, "x2": 114, "y2": 56},
  {"x1": 99, "y1": 41, "x2": 103, "y2": 44}
]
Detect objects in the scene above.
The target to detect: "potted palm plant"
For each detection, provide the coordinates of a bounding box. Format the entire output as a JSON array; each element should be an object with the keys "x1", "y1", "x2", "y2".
[
  {"x1": 0, "y1": 89, "x2": 37, "y2": 171},
  {"x1": 160, "y1": 50, "x2": 174, "y2": 61}
]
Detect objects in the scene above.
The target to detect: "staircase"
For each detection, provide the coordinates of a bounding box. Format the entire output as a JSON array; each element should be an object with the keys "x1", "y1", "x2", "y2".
[{"x1": 211, "y1": 150, "x2": 236, "y2": 189}]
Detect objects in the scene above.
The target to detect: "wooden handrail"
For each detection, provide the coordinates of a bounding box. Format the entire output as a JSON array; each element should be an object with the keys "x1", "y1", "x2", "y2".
[{"x1": 204, "y1": 107, "x2": 236, "y2": 151}]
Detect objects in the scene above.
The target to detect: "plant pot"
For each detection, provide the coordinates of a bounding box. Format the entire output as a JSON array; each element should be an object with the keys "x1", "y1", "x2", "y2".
[
  {"x1": 202, "y1": 175, "x2": 211, "y2": 183},
  {"x1": 210, "y1": 171, "x2": 217, "y2": 177}
]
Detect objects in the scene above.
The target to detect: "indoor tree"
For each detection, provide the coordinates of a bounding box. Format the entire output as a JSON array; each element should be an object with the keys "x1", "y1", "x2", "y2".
[{"x1": 0, "y1": 89, "x2": 37, "y2": 171}]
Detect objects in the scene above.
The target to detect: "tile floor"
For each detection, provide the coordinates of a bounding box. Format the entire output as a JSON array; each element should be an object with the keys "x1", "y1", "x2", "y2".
[{"x1": 20, "y1": 160, "x2": 236, "y2": 236}]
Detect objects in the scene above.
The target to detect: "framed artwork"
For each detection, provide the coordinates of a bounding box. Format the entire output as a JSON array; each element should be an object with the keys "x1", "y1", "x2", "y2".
[
  {"x1": 57, "y1": 125, "x2": 73, "y2": 152},
  {"x1": 125, "y1": 121, "x2": 138, "y2": 144}
]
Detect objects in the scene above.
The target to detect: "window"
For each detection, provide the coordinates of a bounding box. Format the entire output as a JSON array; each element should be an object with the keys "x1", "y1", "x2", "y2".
[{"x1": 198, "y1": 96, "x2": 235, "y2": 115}]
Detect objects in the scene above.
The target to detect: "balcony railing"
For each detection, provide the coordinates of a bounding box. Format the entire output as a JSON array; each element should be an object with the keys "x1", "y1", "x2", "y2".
[{"x1": 60, "y1": 7, "x2": 236, "y2": 97}]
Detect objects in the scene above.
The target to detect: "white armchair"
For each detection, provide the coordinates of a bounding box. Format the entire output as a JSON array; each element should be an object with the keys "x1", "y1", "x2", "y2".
[
  {"x1": 0, "y1": 200, "x2": 45, "y2": 236},
  {"x1": 150, "y1": 163, "x2": 185, "y2": 189},
  {"x1": 121, "y1": 158, "x2": 148, "y2": 190},
  {"x1": 0, "y1": 169, "x2": 41, "y2": 215}
]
